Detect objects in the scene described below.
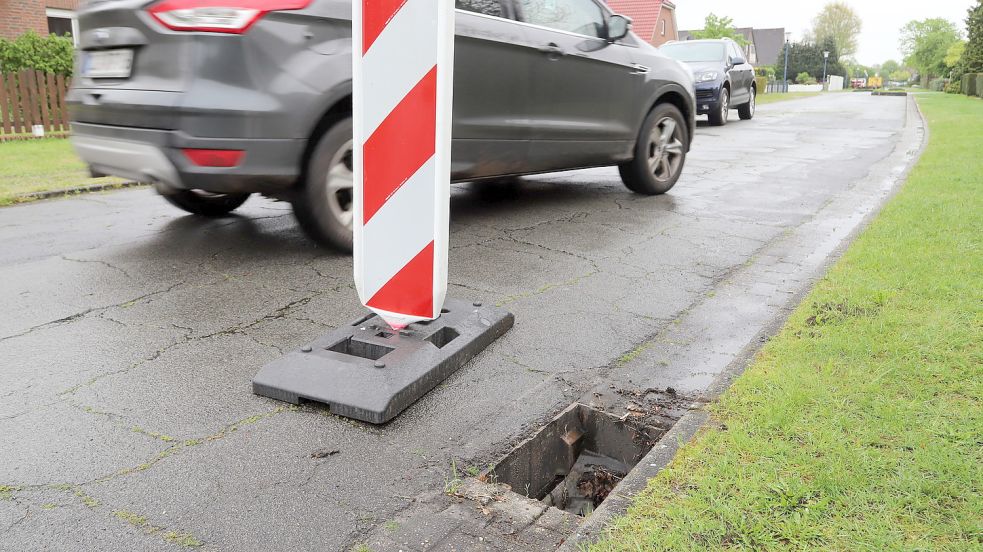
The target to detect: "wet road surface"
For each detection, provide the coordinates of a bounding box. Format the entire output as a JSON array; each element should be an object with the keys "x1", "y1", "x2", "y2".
[{"x1": 0, "y1": 93, "x2": 921, "y2": 550}]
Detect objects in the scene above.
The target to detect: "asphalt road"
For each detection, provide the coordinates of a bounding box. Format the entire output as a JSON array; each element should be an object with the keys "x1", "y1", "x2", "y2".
[{"x1": 0, "y1": 93, "x2": 921, "y2": 551}]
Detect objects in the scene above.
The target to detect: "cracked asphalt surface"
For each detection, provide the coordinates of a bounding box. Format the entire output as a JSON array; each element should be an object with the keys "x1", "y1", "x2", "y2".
[{"x1": 0, "y1": 93, "x2": 919, "y2": 551}]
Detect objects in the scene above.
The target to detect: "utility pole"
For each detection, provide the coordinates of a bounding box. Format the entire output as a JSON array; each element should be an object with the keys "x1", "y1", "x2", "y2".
[
  {"x1": 823, "y1": 51, "x2": 830, "y2": 91},
  {"x1": 783, "y1": 31, "x2": 792, "y2": 93}
]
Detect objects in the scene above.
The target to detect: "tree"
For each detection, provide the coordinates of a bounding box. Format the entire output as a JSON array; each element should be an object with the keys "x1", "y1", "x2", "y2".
[
  {"x1": 899, "y1": 18, "x2": 962, "y2": 84},
  {"x1": 958, "y1": 1, "x2": 983, "y2": 75},
  {"x1": 808, "y1": 2, "x2": 863, "y2": 59},
  {"x1": 775, "y1": 37, "x2": 846, "y2": 82},
  {"x1": 880, "y1": 59, "x2": 901, "y2": 76},
  {"x1": 945, "y1": 41, "x2": 967, "y2": 68},
  {"x1": 888, "y1": 69, "x2": 912, "y2": 82},
  {"x1": 691, "y1": 13, "x2": 748, "y2": 46}
]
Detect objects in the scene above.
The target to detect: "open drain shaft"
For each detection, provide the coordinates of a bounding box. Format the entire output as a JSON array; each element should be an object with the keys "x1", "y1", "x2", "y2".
[{"x1": 486, "y1": 403, "x2": 668, "y2": 516}]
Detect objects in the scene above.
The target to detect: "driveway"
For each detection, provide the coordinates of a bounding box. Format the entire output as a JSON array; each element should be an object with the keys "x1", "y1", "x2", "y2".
[{"x1": 0, "y1": 93, "x2": 922, "y2": 551}]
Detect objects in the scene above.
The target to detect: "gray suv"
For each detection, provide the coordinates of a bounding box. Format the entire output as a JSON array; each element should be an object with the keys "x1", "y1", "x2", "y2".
[{"x1": 68, "y1": 0, "x2": 695, "y2": 250}]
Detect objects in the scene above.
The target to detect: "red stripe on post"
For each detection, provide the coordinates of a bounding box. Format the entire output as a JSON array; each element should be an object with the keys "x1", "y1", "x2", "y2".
[
  {"x1": 362, "y1": 66, "x2": 437, "y2": 224},
  {"x1": 366, "y1": 241, "x2": 434, "y2": 318},
  {"x1": 362, "y1": 0, "x2": 410, "y2": 54}
]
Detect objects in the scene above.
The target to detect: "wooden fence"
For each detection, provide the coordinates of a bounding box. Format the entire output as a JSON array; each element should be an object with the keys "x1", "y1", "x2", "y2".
[{"x1": 0, "y1": 70, "x2": 71, "y2": 139}]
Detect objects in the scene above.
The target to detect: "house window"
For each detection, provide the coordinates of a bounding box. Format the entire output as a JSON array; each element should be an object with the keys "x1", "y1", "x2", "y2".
[
  {"x1": 660, "y1": 20, "x2": 666, "y2": 36},
  {"x1": 45, "y1": 8, "x2": 79, "y2": 46}
]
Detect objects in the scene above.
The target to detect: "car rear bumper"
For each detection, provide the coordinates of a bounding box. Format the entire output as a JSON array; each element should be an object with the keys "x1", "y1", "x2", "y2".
[{"x1": 70, "y1": 122, "x2": 304, "y2": 195}]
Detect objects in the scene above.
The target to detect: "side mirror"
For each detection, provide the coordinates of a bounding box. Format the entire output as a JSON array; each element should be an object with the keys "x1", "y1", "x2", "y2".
[
  {"x1": 730, "y1": 55, "x2": 746, "y2": 66},
  {"x1": 606, "y1": 14, "x2": 631, "y2": 42}
]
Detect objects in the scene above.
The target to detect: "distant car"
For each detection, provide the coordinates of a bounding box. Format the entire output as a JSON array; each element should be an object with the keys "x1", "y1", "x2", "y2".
[
  {"x1": 67, "y1": 0, "x2": 695, "y2": 250},
  {"x1": 660, "y1": 38, "x2": 755, "y2": 126}
]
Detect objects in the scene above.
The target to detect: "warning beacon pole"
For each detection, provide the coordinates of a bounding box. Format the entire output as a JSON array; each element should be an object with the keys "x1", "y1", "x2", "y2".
[
  {"x1": 251, "y1": 0, "x2": 513, "y2": 424},
  {"x1": 352, "y1": 0, "x2": 455, "y2": 330}
]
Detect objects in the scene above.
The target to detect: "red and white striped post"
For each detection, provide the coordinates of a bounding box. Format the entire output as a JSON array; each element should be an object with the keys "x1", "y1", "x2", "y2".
[{"x1": 352, "y1": 0, "x2": 455, "y2": 330}]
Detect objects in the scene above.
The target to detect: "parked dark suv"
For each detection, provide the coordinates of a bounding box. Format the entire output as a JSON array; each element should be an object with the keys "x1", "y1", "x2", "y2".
[
  {"x1": 660, "y1": 38, "x2": 755, "y2": 126},
  {"x1": 68, "y1": 0, "x2": 696, "y2": 250}
]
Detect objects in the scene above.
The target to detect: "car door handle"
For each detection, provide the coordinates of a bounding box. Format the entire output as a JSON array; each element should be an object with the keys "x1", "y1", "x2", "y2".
[
  {"x1": 631, "y1": 63, "x2": 650, "y2": 74},
  {"x1": 538, "y1": 42, "x2": 565, "y2": 59}
]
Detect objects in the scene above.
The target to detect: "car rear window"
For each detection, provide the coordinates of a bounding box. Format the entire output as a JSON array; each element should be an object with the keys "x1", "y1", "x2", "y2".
[{"x1": 661, "y1": 42, "x2": 726, "y2": 63}]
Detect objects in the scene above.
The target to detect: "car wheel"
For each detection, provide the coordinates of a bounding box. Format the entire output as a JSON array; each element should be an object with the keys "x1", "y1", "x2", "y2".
[
  {"x1": 708, "y1": 87, "x2": 729, "y2": 126},
  {"x1": 618, "y1": 102, "x2": 688, "y2": 195},
  {"x1": 738, "y1": 86, "x2": 756, "y2": 120},
  {"x1": 292, "y1": 116, "x2": 354, "y2": 251},
  {"x1": 161, "y1": 190, "x2": 250, "y2": 217}
]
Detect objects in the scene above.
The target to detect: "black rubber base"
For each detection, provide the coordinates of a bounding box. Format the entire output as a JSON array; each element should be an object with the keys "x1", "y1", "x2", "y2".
[{"x1": 251, "y1": 298, "x2": 514, "y2": 424}]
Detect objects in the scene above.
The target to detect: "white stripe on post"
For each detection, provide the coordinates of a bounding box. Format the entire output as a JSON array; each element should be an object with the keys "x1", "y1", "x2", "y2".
[
  {"x1": 360, "y1": 0, "x2": 438, "y2": 134},
  {"x1": 353, "y1": 0, "x2": 454, "y2": 329}
]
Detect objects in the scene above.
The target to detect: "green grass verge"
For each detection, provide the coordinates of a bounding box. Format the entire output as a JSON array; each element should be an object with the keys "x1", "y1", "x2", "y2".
[
  {"x1": 0, "y1": 138, "x2": 126, "y2": 206},
  {"x1": 756, "y1": 92, "x2": 823, "y2": 105},
  {"x1": 590, "y1": 93, "x2": 982, "y2": 550}
]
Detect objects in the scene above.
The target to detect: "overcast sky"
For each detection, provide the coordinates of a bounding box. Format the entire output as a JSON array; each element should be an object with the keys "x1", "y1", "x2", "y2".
[{"x1": 676, "y1": 0, "x2": 975, "y2": 66}]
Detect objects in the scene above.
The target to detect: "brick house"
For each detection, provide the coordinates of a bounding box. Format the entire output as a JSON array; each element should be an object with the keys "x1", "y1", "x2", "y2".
[
  {"x1": 605, "y1": 0, "x2": 678, "y2": 47},
  {"x1": 0, "y1": 0, "x2": 80, "y2": 43}
]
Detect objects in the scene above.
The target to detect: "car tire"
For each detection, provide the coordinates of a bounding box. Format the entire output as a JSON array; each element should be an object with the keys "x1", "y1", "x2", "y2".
[
  {"x1": 708, "y1": 87, "x2": 729, "y2": 126},
  {"x1": 292, "y1": 116, "x2": 354, "y2": 251},
  {"x1": 161, "y1": 190, "x2": 250, "y2": 217},
  {"x1": 738, "y1": 86, "x2": 756, "y2": 120},
  {"x1": 618, "y1": 102, "x2": 688, "y2": 196}
]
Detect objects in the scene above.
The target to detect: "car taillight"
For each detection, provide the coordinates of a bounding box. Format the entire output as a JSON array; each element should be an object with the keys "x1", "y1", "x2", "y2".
[
  {"x1": 147, "y1": 0, "x2": 310, "y2": 34},
  {"x1": 183, "y1": 148, "x2": 244, "y2": 167}
]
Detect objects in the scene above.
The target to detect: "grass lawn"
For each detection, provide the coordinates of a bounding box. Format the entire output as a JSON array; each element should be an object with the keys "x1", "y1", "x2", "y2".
[
  {"x1": 756, "y1": 92, "x2": 823, "y2": 105},
  {"x1": 0, "y1": 138, "x2": 127, "y2": 206},
  {"x1": 590, "y1": 92, "x2": 982, "y2": 550}
]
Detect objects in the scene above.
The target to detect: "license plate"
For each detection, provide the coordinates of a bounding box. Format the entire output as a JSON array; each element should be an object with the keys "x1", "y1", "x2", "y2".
[{"x1": 82, "y1": 50, "x2": 134, "y2": 79}]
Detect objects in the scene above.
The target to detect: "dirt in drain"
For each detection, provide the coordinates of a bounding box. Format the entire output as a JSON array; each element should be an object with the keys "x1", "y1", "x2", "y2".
[
  {"x1": 543, "y1": 450, "x2": 627, "y2": 516},
  {"x1": 485, "y1": 403, "x2": 669, "y2": 517}
]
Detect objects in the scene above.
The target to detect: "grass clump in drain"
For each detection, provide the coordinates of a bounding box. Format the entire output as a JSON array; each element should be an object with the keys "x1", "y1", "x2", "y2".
[{"x1": 590, "y1": 92, "x2": 982, "y2": 550}]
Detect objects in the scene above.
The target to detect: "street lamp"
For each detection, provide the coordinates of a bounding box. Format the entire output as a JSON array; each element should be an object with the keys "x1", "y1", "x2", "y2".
[
  {"x1": 822, "y1": 51, "x2": 830, "y2": 90},
  {"x1": 783, "y1": 31, "x2": 792, "y2": 93}
]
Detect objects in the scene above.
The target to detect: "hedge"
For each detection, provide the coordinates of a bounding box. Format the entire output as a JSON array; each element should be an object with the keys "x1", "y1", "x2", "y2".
[
  {"x1": 962, "y1": 73, "x2": 978, "y2": 97},
  {"x1": 977, "y1": 74, "x2": 983, "y2": 97},
  {"x1": 0, "y1": 31, "x2": 74, "y2": 75},
  {"x1": 754, "y1": 76, "x2": 768, "y2": 94}
]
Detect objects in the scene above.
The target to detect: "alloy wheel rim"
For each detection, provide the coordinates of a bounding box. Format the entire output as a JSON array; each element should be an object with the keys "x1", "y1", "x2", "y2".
[
  {"x1": 750, "y1": 89, "x2": 756, "y2": 116},
  {"x1": 325, "y1": 139, "x2": 354, "y2": 230},
  {"x1": 647, "y1": 116, "x2": 684, "y2": 183},
  {"x1": 721, "y1": 90, "x2": 729, "y2": 122}
]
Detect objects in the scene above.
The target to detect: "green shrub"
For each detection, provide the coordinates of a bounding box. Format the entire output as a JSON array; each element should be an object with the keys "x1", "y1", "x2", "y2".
[
  {"x1": 795, "y1": 71, "x2": 817, "y2": 85},
  {"x1": 0, "y1": 31, "x2": 74, "y2": 75},
  {"x1": 754, "y1": 66, "x2": 776, "y2": 79},
  {"x1": 945, "y1": 79, "x2": 962, "y2": 94},
  {"x1": 754, "y1": 76, "x2": 768, "y2": 94},
  {"x1": 929, "y1": 77, "x2": 947, "y2": 91},
  {"x1": 962, "y1": 73, "x2": 978, "y2": 96}
]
